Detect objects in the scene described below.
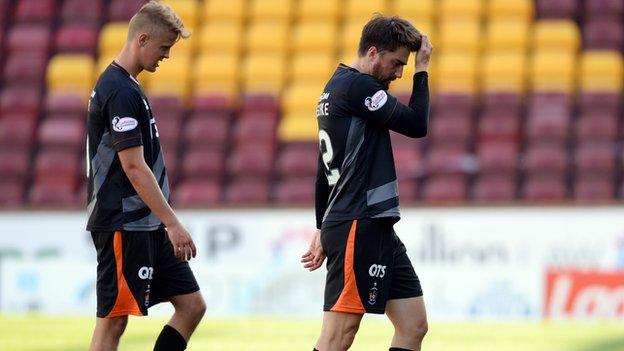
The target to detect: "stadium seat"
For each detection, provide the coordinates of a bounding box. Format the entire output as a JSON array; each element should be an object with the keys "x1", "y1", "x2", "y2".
[
  {"x1": 390, "y1": 0, "x2": 435, "y2": 24},
  {"x1": 439, "y1": 0, "x2": 483, "y2": 21},
  {"x1": 240, "y1": 95, "x2": 281, "y2": 113},
  {"x1": 0, "y1": 180, "x2": 26, "y2": 207},
  {"x1": 525, "y1": 111, "x2": 570, "y2": 143},
  {"x1": 393, "y1": 145, "x2": 422, "y2": 180},
  {"x1": 523, "y1": 144, "x2": 568, "y2": 175},
  {"x1": 435, "y1": 53, "x2": 478, "y2": 93},
  {"x1": 203, "y1": 0, "x2": 245, "y2": 23},
  {"x1": 246, "y1": 22, "x2": 289, "y2": 53},
  {"x1": 60, "y1": 0, "x2": 102, "y2": 25},
  {"x1": 292, "y1": 22, "x2": 337, "y2": 54},
  {"x1": 438, "y1": 20, "x2": 481, "y2": 54},
  {"x1": 183, "y1": 114, "x2": 231, "y2": 147},
  {"x1": 397, "y1": 179, "x2": 419, "y2": 203},
  {"x1": 584, "y1": 0, "x2": 623, "y2": 21},
  {"x1": 173, "y1": 179, "x2": 221, "y2": 206},
  {"x1": 278, "y1": 114, "x2": 318, "y2": 142},
  {"x1": 0, "y1": 148, "x2": 30, "y2": 179},
  {"x1": 575, "y1": 142, "x2": 616, "y2": 175},
  {"x1": 33, "y1": 149, "x2": 80, "y2": 181},
  {"x1": 225, "y1": 177, "x2": 271, "y2": 205},
  {"x1": 582, "y1": 20, "x2": 624, "y2": 52},
  {"x1": 233, "y1": 117, "x2": 277, "y2": 149},
  {"x1": 282, "y1": 83, "x2": 323, "y2": 116},
  {"x1": 44, "y1": 92, "x2": 85, "y2": 114},
  {"x1": 98, "y1": 22, "x2": 128, "y2": 58},
  {"x1": 7, "y1": 24, "x2": 51, "y2": 55},
  {"x1": 482, "y1": 92, "x2": 523, "y2": 113},
  {"x1": 228, "y1": 145, "x2": 275, "y2": 177},
  {"x1": 276, "y1": 142, "x2": 318, "y2": 177},
  {"x1": 0, "y1": 86, "x2": 41, "y2": 114},
  {"x1": 579, "y1": 51, "x2": 623, "y2": 93},
  {"x1": 193, "y1": 52, "x2": 239, "y2": 104},
  {"x1": 341, "y1": 19, "x2": 369, "y2": 57},
  {"x1": 149, "y1": 95, "x2": 184, "y2": 121},
  {"x1": 478, "y1": 110, "x2": 521, "y2": 142},
  {"x1": 473, "y1": 175, "x2": 517, "y2": 202},
  {"x1": 423, "y1": 175, "x2": 468, "y2": 203},
  {"x1": 530, "y1": 52, "x2": 576, "y2": 94},
  {"x1": 579, "y1": 91, "x2": 622, "y2": 115},
  {"x1": 197, "y1": 22, "x2": 242, "y2": 54},
  {"x1": 162, "y1": 0, "x2": 199, "y2": 31},
  {"x1": 0, "y1": 113, "x2": 38, "y2": 147},
  {"x1": 29, "y1": 177, "x2": 79, "y2": 207},
  {"x1": 298, "y1": 0, "x2": 340, "y2": 23},
  {"x1": 575, "y1": 111, "x2": 619, "y2": 142},
  {"x1": 153, "y1": 116, "x2": 182, "y2": 146},
  {"x1": 487, "y1": 0, "x2": 534, "y2": 22},
  {"x1": 46, "y1": 54, "x2": 95, "y2": 99},
  {"x1": 145, "y1": 55, "x2": 191, "y2": 101},
  {"x1": 38, "y1": 117, "x2": 85, "y2": 149},
  {"x1": 522, "y1": 175, "x2": 567, "y2": 201},
  {"x1": 14, "y1": 0, "x2": 56, "y2": 24},
  {"x1": 425, "y1": 145, "x2": 474, "y2": 176},
  {"x1": 274, "y1": 177, "x2": 315, "y2": 204},
  {"x1": 181, "y1": 147, "x2": 225, "y2": 178},
  {"x1": 535, "y1": 0, "x2": 578, "y2": 19},
  {"x1": 428, "y1": 113, "x2": 472, "y2": 145},
  {"x1": 574, "y1": 176, "x2": 615, "y2": 201},
  {"x1": 55, "y1": 24, "x2": 99, "y2": 54},
  {"x1": 290, "y1": 53, "x2": 336, "y2": 83},
  {"x1": 434, "y1": 92, "x2": 476, "y2": 113},
  {"x1": 482, "y1": 52, "x2": 527, "y2": 93},
  {"x1": 108, "y1": 0, "x2": 145, "y2": 21},
  {"x1": 3, "y1": 52, "x2": 48, "y2": 86},
  {"x1": 533, "y1": 20, "x2": 580, "y2": 53},
  {"x1": 248, "y1": 0, "x2": 293, "y2": 22},
  {"x1": 485, "y1": 19, "x2": 530, "y2": 53},
  {"x1": 242, "y1": 53, "x2": 286, "y2": 94},
  {"x1": 344, "y1": 0, "x2": 387, "y2": 22},
  {"x1": 477, "y1": 141, "x2": 518, "y2": 174},
  {"x1": 0, "y1": 0, "x2": 10, "y2": 26}
]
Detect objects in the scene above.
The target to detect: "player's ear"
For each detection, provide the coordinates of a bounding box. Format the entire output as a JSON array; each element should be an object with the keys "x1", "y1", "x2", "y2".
[
  {"x1": 367, "y1": 46, "x2": 378, "y2": 60},
  {"x1": 138, "y1": 32, "x2": 149, "y2": 47}
]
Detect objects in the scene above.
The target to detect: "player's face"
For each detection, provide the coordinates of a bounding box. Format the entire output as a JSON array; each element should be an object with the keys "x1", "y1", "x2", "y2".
[
  {"x1": 138, "y1": 29, "x2": 178, "y2": 73},
  {"x1": 371, "y1": 47, "x2": 410, "y2": 89}
]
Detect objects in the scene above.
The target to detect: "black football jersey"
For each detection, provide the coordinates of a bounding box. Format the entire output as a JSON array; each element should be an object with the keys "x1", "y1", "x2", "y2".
[
  {"x1": 315, "y1": 64, "x2": 429, "y2": 228},
  {"x1": 86, "y1": 62, "x2": 169, "y2": 231}
]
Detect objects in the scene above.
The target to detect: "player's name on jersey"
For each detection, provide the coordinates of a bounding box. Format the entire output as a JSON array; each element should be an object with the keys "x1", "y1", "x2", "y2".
[{"x1": 316, "y1": 92, "x2": 330, "y2": 118}]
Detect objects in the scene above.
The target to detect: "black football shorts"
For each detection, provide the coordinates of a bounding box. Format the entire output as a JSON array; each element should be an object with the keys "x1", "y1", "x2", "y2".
[
  {"x1": 91, "y1": 228, "x2": 200, "y2": 318},
  {"x1": 321, "y1": 218, "x2": 423, "y2": 314}
]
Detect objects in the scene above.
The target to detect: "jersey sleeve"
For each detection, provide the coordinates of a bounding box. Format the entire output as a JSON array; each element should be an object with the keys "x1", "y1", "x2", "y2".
[
  {"x1": 346, "y1": 74, "x2": 400, "y2": 126},
  {"x1": 105, "y1": 87, "x2": 145, "y2": 152},
  {"x1": 315, "y1": 152, "x2": 330, "y2": 229}
]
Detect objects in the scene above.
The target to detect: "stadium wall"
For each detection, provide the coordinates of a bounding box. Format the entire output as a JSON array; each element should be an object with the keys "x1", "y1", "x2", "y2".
[{"x1": 1, "y1": 207, "x2": 623, "y2": 321}]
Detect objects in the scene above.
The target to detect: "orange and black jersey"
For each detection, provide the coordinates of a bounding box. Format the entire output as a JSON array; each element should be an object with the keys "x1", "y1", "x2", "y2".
[
  {"x1": 315, "y1": 64, "x2": 429, "y2": 229},
  {"x1": 86, "y1": 62, "x2": 169, "y2": 231}
]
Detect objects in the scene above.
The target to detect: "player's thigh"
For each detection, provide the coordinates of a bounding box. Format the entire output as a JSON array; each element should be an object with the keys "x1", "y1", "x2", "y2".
[
  {"x1": 385, "y1": 296, "x2": 427, "y2": 332},
  {"x1": 320, "y1": 311, "x2": 364, "y2": 337}
]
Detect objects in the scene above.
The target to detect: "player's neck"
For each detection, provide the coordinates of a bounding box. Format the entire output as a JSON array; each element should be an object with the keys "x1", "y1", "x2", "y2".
[
  {"x1": 351, "y1": 58, "x2": 371, "y2": 76},
  {"x1": 115, "y1": 45, "x2": 143, "y2": 78}
]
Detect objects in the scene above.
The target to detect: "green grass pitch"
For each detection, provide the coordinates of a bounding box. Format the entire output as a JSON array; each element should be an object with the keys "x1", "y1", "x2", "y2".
[{"x1": 1, "y1": 315, "x2": 623, "y2": 350}]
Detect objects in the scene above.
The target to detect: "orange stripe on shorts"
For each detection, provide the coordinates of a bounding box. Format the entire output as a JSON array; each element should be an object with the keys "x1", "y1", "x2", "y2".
[
  {"x1": 331, "y1": 220, "x2": 366, "y2": 314},
  {"x1": 106, "y1": 231, "x2": 143, "y2": 317}
]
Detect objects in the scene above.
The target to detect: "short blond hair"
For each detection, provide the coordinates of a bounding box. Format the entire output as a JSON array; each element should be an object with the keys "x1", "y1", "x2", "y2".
[{"x1": 128, "y1": 0, "x2": 190, "y2": 41}]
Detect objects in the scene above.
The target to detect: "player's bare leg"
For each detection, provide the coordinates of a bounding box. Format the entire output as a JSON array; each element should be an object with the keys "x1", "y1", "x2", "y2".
[
  {"x1": 315, "y1": 311, "x2": 363, "y2": 351},
  {"x1": 89, "y1": 316, "x2": 128, "y2": 351},
  {"x1": 386, "y1": 296, "x2": 428, "y2": 350},
  {"x1": 167, "y1": 291, "x2": 206, "y2": 340}
]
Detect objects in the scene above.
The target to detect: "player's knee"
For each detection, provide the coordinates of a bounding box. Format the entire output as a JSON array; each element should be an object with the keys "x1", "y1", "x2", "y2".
[
  {"x1": 340, "y1": 322, "x2": 360, "y2": 349},
  {"x1": 108, "y1": 317, "x2": 128, "y2": 338},
  {"x1": 397, "y1": 318, "x2": 428, "y2": 343},
  {"x1": 176, "y1": 295, "x2": 206, "y2": 322}
]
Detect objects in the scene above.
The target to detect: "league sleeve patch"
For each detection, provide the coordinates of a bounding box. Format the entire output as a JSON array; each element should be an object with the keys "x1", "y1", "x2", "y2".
[
  {"x1": 364, "y1": 90, "x2": 388, "y2": 111},
  {"x1": 111, "y1": 116, "x2": 139, "y2": 132}
]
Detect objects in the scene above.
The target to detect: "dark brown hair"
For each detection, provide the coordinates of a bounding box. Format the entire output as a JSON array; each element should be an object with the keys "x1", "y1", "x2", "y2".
[{"x1": 358, "y1": 15, "x2": 422, "y2": 56}]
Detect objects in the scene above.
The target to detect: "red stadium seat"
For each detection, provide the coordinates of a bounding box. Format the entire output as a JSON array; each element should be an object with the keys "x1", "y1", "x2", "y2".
[
  {"x1": 191, "y1": 93, "x2": 233, "y2": 112},
  {"x1": 38, "y1": 117, "x2": 85, "y2": 149},
  {"x1": 2, "y1": 53, "x2": 47, "y2": 85},
  {"x1": 574, "y1": 142, "x2": 615, "y2": 175},
  {"x1": 181, "y1": 147, "x2": 225, "y2": 178},
  {"x1": 0, "y1": 113, "x2": 38, "y2": 147},
  {"x1": 274, "y1": 177, "x2": 315, "y2": 204},
  {"x1": 522, "y1": 175, "x2": 567, "y2": 201},
  {"x1": 574, "y1": 175, "x2": 614, "y2": 201},
  {"x1": 154, "y1": 117, "x2": 181, "y2": 146},
  {"x1": 476, "y1": 142, "x2": 518, "y2": 175},
  {"x1": 276, "y1": 142, "x2": 318, "y2": 177},
  {"x1": 526, "y1": 102, "x2": 571, "y2": 143},
  {"x1": 232, "y1": 116, "x2": 277, "y2": 148},
  {"x1": 575, "y1": 111, "x2": 618, "y2": 142},
  {"x1": 478, "y1": 111, "x2": 521, "y2": 142},
  {"x1": 225, "y1": 177, "x2": 271, "y2": 204},
  {"x1": 29, "y1": 178, "x2": 79, "y2": 207},
  {"x1": 60, "y1": 0, "x2": 103, "y2": 25},
  {"x1": 228, "y1": 145, "x2": 275, "y2": 177},
  {"x1": 0, "y1": 148, "x2": 30, "y2": 179},
  {"x1": 108, "y1": 0, "x2": 145, "y2": 21},
  {"x1": 583, "y1": 20, "x2": 624, "y2": 51},
  {"x1": 584, "y1": 0, "x2": 623, "y2": 20},
  {"x1": 237, "y1": 109, "x2": 279, "y2": 122},
  {"x1": 44, "y1": 92, "x2": 85, "y2": 114},
  {"x1": 429, "y1": 112, "x2": 472, "y2": 145},
  {"x1": 425, "y1": 145, "x2": 474, "y2": 176},
  {"x1": 161, "y1": 144, "x2": 179, "y2": 181},
  {"x1": 0, "y1": 86, "x2": 41, "y2": 114},
  {"x1": 482, "y1": 92, "x2": 523, "y2": 114},
  {"x1": 240, "y1": 94, "x2": 280, "y2": 113},
  {"x1": 33, "y1": 149, "x2": 80, "y2": 181},
  {"x1": 434, "y1": 93, "x2": 475, "y2": 113},
  {"x1": 7, "y1": 24, "x2": 51, "y2": 55},
  {"x1": 173, "y1": 179, "x2": 221, "y2": 206},
  {"x1": 473, "y1": 175, "x2": 516, "y2": 202},
  {"x1": 423, "y1": 175, "x2": 467, "y2": 203},
  {"x1": 0, "y1": 179, "x2": 26, "y2": 207},
  {"x1": 149, "y1": 95, "x2": 184, "y2": 121},
  {"x1": 578, "y1": 92, "x2": 621, "y2": 115},
  {"x1": 0, "y1": 0, "x2": 10, "y2": 26},
  {"x1": 523, "y1": 144, "x2": 568, "y2": 175},
  {"x1": 54, "y1": 24, "x2": 99, "y2": 54},
  {"x1": 535, "y1": 0, "x2": 578, "y2": 19},
  {"x1": 393, "y1": 145, "x2": 422, "y2": 180},
  {"x1": 398, "y1": 179, "x2": 419, "y2": 203},
  {"x1": 14, "y1": 0, "x2": 56, "y2": 24},
  {"x1": 183, "y1": 114, "x2": 230, "y2": 147}
]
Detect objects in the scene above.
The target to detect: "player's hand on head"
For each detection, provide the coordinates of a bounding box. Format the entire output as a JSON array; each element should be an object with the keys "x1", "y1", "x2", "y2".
[
  {"x1": 301, "y1": 229, "x2": 325, "y2": 272},
  {"x1": 166, "y1": 222, "x2": 197, "y2": 260},
  {"x1": 415, "y1": 35, "x2": 433, "y2": 72}
]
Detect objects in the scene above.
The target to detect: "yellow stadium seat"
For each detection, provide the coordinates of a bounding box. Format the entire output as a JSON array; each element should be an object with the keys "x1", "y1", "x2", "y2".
[
  {"x1": 533, "y1": 20, "x2": 580, "y2": 53},
  {"x1": 243, "y1": 53, "x2": 286, "y2": 94},
  {"x1": 278, "y1": 114, "x2": 318, "y2": 142},
  {"x1": 298, "y1": 0, "x2": 339, "y2": 23},
  {"x1": 487, "y1": 0, "x2": 534, "y2": 22},
  {"x1": 203, "y1": 0, "x2": 245, "y2": 23},
  {"x1": 435, "y1": 53, "x2": 478, "y2": 93},
  {"x1": 290, "y1": 53, "x2": 336, "y2": 83},
  {"x1": 169, "y1": 36, "x2": 194, "y2": 57},
  {"x1": 249, "y1": 0, "x2": 293, "y2": 22},
  {"x1": 340, "y1": 19, "x2": 367, "y2": 56},
  {"x1": 193, "y1": 53, "x2": 239, "y2": 98},
  {"x1": 345, "y1": 0, "x2": 387, "y2": 22},
  {"x1": 580, "y1": 51, "x2": 623, "y2": 92},
  {"x1": 197, "y1": 22, "x2": 242, "y2": 54},
  {"x1": 144, "y1": 55, "x2": 192, "y2": 100},
  {"x1": 482, "y1": 52, "x2": 527, "y2": 93},
  {"x1": 486, "y1": 19, "x2": 530, "y2": 53},
  {"x1": 282, "y1": 83, "x2": 324, "y2": 115},
  {"x1": 438, "y1": 20, "x2": 481, "y2": 54},
  {"x1": 391, "y1": 0, "x2": 435, "y2": 23},
  {"x1": 99, "y1": 22, "x2": 128, "y2": 58},
  {"x1": 162, "y1": 0, "x2": 199, "y2": 32},
  {"x1": 47, "y1": 54, "x2": 95, "y2": 99},
  {"x1": 246, "y1": 22, "x2": 289, "y2": 53},
  {"x1": 292, "y1": 22, "x2": 337, "y2": 53},
  {"x1": 440, "y1": 0, "x2": 483, "y2": 21},
  {"x1": 531, "y1": 51, "x2": 577, "y2": 93}
]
